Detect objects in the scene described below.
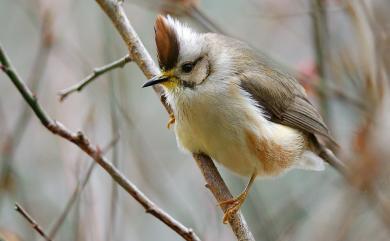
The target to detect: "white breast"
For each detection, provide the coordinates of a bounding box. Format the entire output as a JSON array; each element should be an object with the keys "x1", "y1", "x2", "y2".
[{"x1": 167, "y1": 80, "x2": 307, "y2": 176}]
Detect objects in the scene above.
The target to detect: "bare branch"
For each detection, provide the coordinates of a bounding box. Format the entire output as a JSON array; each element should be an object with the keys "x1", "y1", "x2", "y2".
[
  {"x1": 319, "y1": 85, "x2": 367, "y2": 111},
  {"x1": 94, "y1": 0, "x2": 255, "y2": 240},
  {"x1": 49, "y1": 161, "x2": 96, "y2": 240},
  {"x1": 58, "y1": 54, "x2": 131, "y2": 101},
  {"x1": 48, "y1": 134, "x2": 120, "y2": 239},
  {"x1": 0, "y1": 9, "x2": 54, "y2": 196},
  {"x1": 319, "y1": 145, "x2": 390, "y2": 230},
  {"x1": 107, "y1": 82, "x2": 120, "y2": 240},
  {"x1": 311, "y1": 0, "x2": 331, "y2": 122},
  {"x1": 0, "y1": 45, "x2": 200, "y2": 241},
  {"x1": 15, "y1": 203, "x2": 52, "y2": 241},
  {"x1": 193, "y1": 154, "x2": 255, "y2": 240}
]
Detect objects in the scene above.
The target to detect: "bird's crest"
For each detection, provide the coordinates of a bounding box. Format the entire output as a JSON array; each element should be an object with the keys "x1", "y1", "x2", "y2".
[{"x1": 155, "y1": 15, "x2": 180, "y2": 70}]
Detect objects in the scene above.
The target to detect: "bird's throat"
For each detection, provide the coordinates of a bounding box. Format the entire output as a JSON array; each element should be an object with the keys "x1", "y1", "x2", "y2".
[{"x1": 161, "y1": 79, "x2": 178, "y2": 89}]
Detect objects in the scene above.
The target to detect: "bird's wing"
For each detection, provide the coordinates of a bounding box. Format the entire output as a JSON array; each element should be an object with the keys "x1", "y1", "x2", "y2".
[{"x1": 239, "y1": 65, "x2": 334, "y2": 144}]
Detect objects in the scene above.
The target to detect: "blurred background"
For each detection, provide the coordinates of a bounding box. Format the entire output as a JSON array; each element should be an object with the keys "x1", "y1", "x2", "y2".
[{"x1": 1, "y1": 0, "x2": 390, "y2": 240}]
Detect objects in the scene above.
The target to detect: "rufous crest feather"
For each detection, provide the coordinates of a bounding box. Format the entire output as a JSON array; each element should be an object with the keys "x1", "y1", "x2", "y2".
[{"x1": 155, "y1": 15, "x2": 180, "y2": 70}]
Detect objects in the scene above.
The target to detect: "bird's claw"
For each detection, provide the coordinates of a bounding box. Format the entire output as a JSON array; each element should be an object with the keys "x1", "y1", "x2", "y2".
[{"x1": 218, "y1": 192, "x2": 248, "y2": 224}]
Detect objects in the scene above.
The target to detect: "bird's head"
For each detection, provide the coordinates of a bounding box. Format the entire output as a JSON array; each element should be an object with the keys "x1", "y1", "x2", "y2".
[{"x1": 143, "y1": 15, "x2": 212, "y2": 92}]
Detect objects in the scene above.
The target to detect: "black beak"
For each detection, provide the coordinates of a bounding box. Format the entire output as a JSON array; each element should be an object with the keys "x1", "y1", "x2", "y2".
[{"x1": 142, "y1": 75, "x2": 169, "y2": 88}]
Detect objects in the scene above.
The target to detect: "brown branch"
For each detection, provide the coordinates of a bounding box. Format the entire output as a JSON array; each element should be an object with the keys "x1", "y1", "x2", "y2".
[
  {"x1": 0, "y1": 45, "x2": 200, "y2": 241},
  {"x1": 15, "y1": 203, "x2": 52, "y2": 241},
  {"x1": 0, "y1": 9, "x2": 54, "y2": 192},
  {"x1": 58, "y1": 54, "x2": 131, "y2": 101},
  {"x1": 49, "y1": 160, "x2": 96, "y2": 240},
  {"x1": 194, "y1": 154, "x2": 255, "y2": 240},
  {"x1": 94, "y1": 0, "x2": 255, "y2": 240},
  {"x1": 48, "y1": 134, "x2": 120, "y2": 240}
]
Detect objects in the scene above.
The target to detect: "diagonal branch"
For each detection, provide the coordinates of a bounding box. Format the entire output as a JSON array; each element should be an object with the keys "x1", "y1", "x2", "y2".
[
  {"x1": 0, "y1": 9, "x2": 54, "y2": 199},
  {"x1": 15, "y1": 203, "x2": 52, "y2": 241},
  {"x1": 94, "y1": 0, "x2": 255, "y2": 240},
  {"x1": 0, "y1": 45, "x2": 200, "y2": 241},
  {"x1": 58, "y1": 54, "x2": 131, "y2": 101},
  {"x1": 194, "y1": 154, "x2": 255, "y2": 240},
  {"x1": 48, "y1": 134, "x2": 120, "y2": 240}
]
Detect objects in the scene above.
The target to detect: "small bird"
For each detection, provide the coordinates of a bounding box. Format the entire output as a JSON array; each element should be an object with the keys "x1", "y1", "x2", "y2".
[{"x1": 143, "y1": 15, "x2": 336, "y2": 223}]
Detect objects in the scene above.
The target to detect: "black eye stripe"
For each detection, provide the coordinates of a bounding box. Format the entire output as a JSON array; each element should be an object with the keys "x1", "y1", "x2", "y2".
[
  {"x1": 180, "y1": 56, "x2": 204, "y2": 73},
  {"x1": 193, "y1": 56, "x2": 203, "y2": 66},
  {"x1": 180, "y1": 80, "x2": 196, "y2": 89}
]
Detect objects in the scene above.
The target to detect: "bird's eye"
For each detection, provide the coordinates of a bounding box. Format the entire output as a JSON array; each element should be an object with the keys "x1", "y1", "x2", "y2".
[{"x1": 181, "y1": 62, "x2": 194, "y2": 73}]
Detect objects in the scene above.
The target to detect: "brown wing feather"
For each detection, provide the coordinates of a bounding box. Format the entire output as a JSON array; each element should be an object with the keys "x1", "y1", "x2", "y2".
[
  {"x1": 239, "y1": 66, "x2": 335, "y2": 145},
  {"x1": 203, "y1": 33, "x2": 336, "y2": 145}
]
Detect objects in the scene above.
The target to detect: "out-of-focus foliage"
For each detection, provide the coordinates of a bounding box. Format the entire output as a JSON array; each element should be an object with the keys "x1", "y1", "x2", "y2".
[{"x1": 0, "y1": 0, "x2": 389, "y2": 240}]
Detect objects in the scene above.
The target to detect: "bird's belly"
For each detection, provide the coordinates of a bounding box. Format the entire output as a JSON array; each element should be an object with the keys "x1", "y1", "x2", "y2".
[
  {"x1": 175, "y1": 114, "x2": 257, "y2": 176},
  {"x1": 174, "y1": 106, "x2": 305, "y2": 177}
]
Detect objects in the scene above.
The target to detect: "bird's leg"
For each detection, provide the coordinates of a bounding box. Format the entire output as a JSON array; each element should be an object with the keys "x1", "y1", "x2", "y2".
[
  {"x1": 219, "y1": 169, "x2": 257, "y2": 224},
  {"x1": 166, "y1": 112, "x2": 175, "y2": 129}
]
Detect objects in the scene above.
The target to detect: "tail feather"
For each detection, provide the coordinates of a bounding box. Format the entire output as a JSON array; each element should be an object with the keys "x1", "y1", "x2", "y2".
[
  {"x1": 295, "y1": 151, "x2": 325, "y2": 171},
  {"x1": 309, "y1": 134, "x2": 347, "y2": 174},
  {"x1": 318, "y1": 147, "x2": 348, "y2": 174}
]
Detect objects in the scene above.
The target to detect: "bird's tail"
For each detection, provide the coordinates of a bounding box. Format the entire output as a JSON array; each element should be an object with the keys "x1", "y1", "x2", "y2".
[
  {"x1": 318, "y1": 147, "x2": 348, "y2": 175},
  {"x1": 309, "y1": 134, "x2": 348, "y2": 174}
]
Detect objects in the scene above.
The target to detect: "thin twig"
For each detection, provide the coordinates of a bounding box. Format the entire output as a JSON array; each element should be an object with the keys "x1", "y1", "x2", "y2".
[
  {"x1": 94, "y1": 1, "x2": 255, "y2": 240},
  {"x1": 369, "y1": 188, "x2": 390, "y2": 230},
  {"x1": 58, "y1": 54, "x2": 131, "y2": 101},
  {"x1": 187, "y1": 6, "x2": 226, "y2": 34},
  {"x1": 49, "y1": 161, "x2": 96, "y2": 240},
  {"x1": 311, "y1": 0, "x2": 331, "y2": 123},
  {"x1": 107, "y1": 72, "x2": 120, "y2": 240},
  {"x1": 299, "y1": 72, "x2": 367, "y2": 111},
  {"x1": 321, "y1": 85, "x2": 367, "y2": 110},
  {"x1": 0, "y1": 9, "x2": 54, "y2": 196},
  {"x1": 14, "y1": 203, "x2": 52, "y2": 241},
  {"x1": 319, "y1": 144, "x2": 390, "y2": 230},
  {"x1": 48, "y1": 134, "x2": 120, "y2": 239},
  {"x1": 0, "y1": 45, "x2": 201, "y2": 241}
]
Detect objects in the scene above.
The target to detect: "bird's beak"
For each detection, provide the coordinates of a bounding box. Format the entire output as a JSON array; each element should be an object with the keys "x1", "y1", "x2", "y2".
[{"x1": 142, "y1": 74, "x2": 170, "y2": 88}]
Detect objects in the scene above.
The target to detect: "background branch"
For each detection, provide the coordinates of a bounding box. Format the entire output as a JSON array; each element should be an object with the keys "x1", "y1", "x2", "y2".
[
  {"x1": 0, "y1": 10, "x2": 54, "y2": 205},
  {"x1": 194, "y1": 154, "x2": 255, "y2": 240},
  {"x1": 311, "y1": 0, "x2": 331, "y2": 123},
  {"x1": 48, "y1": 134, "x2": 119, "y2": 240},
  {"x1": 15, "y1": 203, "x2": 52, "y2": 241},
  {"x1": 94, "y1": 0, "x2": 255, "y2": 240},
  {"x1": 58, "y1": 54, "x2": 131, "y2": 101},
  {"x1": 0, "y1": 45, "x2": 200, "y2": 241}
]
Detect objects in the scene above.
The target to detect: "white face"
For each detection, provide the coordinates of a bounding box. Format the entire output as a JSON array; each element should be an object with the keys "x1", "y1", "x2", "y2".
[{"x1": 165, "y1": 16, "x2": 211, "y2": 89}]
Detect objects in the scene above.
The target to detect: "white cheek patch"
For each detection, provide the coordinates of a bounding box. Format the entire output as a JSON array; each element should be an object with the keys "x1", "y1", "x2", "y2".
[{"x1": 187, "y1": 57, "x2": 209, "y2": 85}]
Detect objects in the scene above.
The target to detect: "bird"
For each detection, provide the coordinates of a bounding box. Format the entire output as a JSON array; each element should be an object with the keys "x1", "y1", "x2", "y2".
[{"x1": 143, "y1": 15, "x2": 337, "y2": 224}]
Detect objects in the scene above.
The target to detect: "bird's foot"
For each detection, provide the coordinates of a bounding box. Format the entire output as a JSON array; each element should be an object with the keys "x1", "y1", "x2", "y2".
[
  {"x1": 166, "y1": 113, "x2": 175, "y2": 129},
  {"x1": 218, "y1": 191, "x2": 248, "y2": 224}
]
